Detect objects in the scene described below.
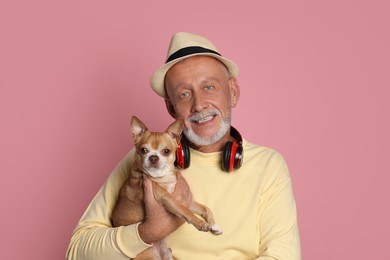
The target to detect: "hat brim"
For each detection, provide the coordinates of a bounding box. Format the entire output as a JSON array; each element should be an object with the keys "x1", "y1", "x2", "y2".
[{"x1": 150, "y1": 53, "x2": 239, "y2": 97}]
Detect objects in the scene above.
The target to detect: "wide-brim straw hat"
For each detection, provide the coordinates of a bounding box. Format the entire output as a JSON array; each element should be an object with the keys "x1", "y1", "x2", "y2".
[{"x1": 150, "y1": 32, "x2": 240, "y2": 97}]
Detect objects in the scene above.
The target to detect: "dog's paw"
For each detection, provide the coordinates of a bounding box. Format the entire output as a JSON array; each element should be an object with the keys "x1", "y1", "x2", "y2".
[
  {"x1": 210, "y1": 224, "x2": 223, "y2": 235},
  {"x1": 160, "y1": 247, "x2": 172, "y2": 260},
  {"x1": 194, "y1": 220, "x2": 211, "y2": 232}
]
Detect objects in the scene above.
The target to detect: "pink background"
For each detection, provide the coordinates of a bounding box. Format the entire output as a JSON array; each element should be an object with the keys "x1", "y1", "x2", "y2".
[{"x1": 1, "y1": 1, "x2": 389, "y2": 259}]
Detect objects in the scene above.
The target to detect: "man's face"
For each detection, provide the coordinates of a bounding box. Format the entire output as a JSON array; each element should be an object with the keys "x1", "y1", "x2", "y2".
[{"x1": 165, "y1": 56, "x2": 239, "y2": 149}]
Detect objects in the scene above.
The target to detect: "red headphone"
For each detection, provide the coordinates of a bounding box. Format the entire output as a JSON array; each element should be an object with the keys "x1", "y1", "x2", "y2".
[{"x1": 175, "y1": 126, "x2": 243, "y2": 172}]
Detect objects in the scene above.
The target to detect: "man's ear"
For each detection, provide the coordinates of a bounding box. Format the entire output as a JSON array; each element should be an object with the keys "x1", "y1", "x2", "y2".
[
  {"x1": 165, "y1": 98, "x2": 177, "y2": 119},
  {"x1": 229, "y1": 77, "x2": 240, "y2": 108}
]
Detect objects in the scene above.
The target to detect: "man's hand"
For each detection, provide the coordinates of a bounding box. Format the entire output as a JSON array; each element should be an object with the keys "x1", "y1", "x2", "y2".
[{"x1": 138, "y1": 172, "x2": 192, "y2": 244}]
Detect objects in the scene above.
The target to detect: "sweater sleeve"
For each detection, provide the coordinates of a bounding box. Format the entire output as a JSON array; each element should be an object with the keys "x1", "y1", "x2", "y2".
[
  {"x1": 256, "y1": 152, "x2": 301, "y2": 260},
  {"x1": 66, "y1": 151, "x2": 152, "y2": 260}
]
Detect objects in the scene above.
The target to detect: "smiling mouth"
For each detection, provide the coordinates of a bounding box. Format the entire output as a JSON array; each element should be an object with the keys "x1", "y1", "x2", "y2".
[
  {"x1": 190, "y1": 110, "x2": 220, "y2": 124},
  {"x1": 194, "y1": 115, "x2": 214, "y2": 123}
]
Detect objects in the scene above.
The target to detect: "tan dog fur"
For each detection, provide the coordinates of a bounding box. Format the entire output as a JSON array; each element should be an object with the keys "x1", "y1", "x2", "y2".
[{"x1": 111, "y1": 116, "x2": 222, "y2": 260}]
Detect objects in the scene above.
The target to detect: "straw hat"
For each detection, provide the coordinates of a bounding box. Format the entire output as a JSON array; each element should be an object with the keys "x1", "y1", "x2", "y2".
[{"x1": 150, "y1": 32, "x2": 240, "y2": 97}]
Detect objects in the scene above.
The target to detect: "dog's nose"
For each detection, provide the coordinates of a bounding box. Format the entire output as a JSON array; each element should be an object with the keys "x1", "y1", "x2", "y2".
[{"x1": 149, "y1": 155, "x2": 159, "y2": 164}]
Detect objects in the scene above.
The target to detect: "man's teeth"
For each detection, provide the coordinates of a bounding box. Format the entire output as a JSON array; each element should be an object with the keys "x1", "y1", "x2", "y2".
[{"x1": 197, "y1": 115, "x2": 213, "y2": 123}]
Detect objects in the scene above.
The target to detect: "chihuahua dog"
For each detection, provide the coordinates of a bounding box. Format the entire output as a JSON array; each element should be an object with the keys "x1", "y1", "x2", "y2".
[{"x1": 111, "y1": 116, "x2": 222, "y2": 260}]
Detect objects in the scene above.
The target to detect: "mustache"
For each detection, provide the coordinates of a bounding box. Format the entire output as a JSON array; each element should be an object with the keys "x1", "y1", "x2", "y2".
[{"x1": 188, "y1": 109, "x2": 221, "y2": 122}]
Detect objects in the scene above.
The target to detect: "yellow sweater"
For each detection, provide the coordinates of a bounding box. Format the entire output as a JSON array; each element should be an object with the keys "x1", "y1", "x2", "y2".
[{"x1": 66, "y1": 140, "x2": 301, "y2": 260}]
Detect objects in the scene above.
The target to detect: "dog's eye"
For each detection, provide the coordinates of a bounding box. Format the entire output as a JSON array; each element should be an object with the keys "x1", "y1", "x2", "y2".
[
  {"x1": 162, "y1": 149, "x2": 171, "y2": 155},
  {"x1": 139, "y1": 147, "x2": 148, "y2": 154}
]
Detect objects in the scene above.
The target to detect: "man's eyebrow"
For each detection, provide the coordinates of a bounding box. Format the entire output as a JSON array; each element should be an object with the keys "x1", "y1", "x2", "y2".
[{"x1": 200, "y1": 77, "x2": 220, "y2": 84}]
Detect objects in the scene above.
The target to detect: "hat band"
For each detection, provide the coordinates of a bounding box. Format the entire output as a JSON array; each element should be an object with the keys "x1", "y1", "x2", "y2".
[{"x1": 166, "y1": 46, "x2": 221, "y2": 63}]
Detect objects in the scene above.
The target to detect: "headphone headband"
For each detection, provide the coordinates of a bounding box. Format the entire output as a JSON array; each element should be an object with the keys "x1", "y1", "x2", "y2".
[
  {"x1": 230, "y1": 126, "x2": 243, "y2": 146},
  {"x1": 175, "y1": 126, "x2": 244, "y2": 172}
]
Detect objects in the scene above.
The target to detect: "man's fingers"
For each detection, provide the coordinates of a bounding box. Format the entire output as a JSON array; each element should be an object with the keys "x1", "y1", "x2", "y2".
[
  {"x1": 143, "y1": 174, "x2": 160, "y2": 208},
  {"x1": 143, "y1": 174, "x2": 152, "y2": 189}
]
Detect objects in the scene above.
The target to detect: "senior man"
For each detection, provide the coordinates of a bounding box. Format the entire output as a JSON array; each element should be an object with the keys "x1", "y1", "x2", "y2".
[{"x1": 67, "y1": 32, "x2": 301, "y2": 260}]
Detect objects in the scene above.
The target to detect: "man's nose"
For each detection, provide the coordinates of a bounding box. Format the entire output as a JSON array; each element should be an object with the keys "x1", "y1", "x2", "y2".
[{"x1": 191, "y1": 93, "x2": 208, "y2": 112}]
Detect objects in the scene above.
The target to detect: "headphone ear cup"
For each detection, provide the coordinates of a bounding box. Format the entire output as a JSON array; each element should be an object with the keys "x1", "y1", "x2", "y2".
[
  {"x1": 234, "y1": 145, "x2": 243, "y2": 170},
  {"x1": 181, "y1": 138, "x2": 190, "y2": 169},
  {"x1": 222, "y1": 142, "x2": 233, "y2": 172},
  {"x1": 175, "y1": 137, "x2": 190, "y2": 169}
]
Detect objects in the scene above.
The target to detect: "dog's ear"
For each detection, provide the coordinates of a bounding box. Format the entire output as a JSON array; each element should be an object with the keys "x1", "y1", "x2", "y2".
[
  {"x1": 166, "y1": 119, "x2": 183, "y2": 144},
  {"x1": 131, "y1": 116, "x2": 148, "y2": 144}
]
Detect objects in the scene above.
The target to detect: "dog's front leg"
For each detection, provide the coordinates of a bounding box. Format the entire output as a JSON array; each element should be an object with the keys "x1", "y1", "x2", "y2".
[
  {"x1": 151, "y1": 182, "x2": 211, "y2": 232},
  {"x1": 190, "y1": 201, "x2": 223, "y2": 235}
]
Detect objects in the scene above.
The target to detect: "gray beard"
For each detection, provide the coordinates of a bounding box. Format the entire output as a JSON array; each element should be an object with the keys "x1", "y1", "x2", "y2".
[{"x1": 183, "y1": 110, "x2": 231, "y2": 146}]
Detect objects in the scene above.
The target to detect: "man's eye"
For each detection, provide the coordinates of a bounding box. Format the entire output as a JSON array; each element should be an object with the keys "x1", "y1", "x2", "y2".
[
  {"x1": 179, "y1": 91, "x2": 190, "y2": 99},
  {"x1": 204, "y1": 85, "x2": 214, "y2": 91}
]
